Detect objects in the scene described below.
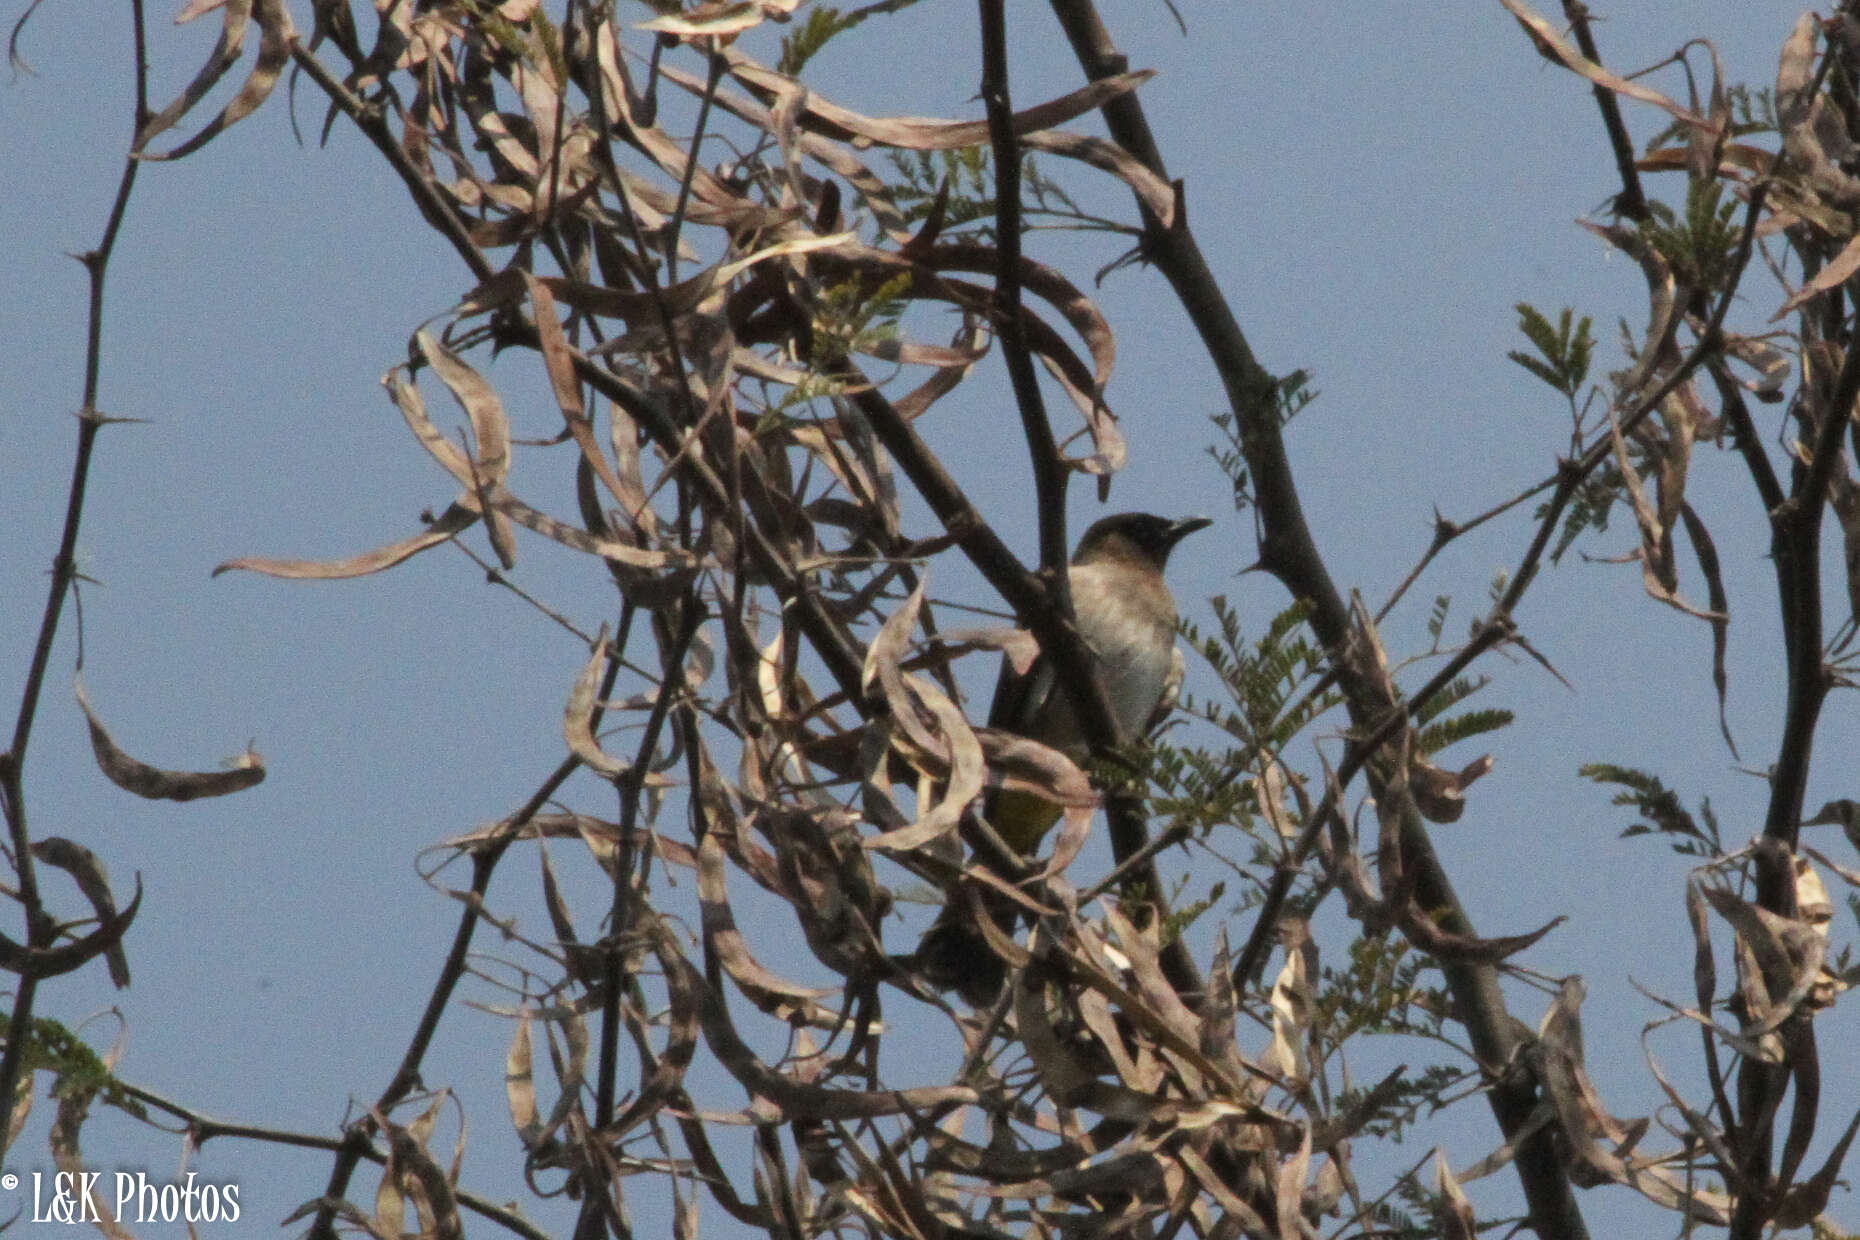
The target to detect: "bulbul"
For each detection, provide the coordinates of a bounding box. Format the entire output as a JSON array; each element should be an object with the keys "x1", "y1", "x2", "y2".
[{"x1": 914, "y1": 512, "x2": 1211, "y2": 1002}]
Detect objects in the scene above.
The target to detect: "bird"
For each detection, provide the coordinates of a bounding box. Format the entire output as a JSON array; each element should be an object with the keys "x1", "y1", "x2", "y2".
[{"x1": 912, "y1": 511, "x2": 1211, "y2": 1003}]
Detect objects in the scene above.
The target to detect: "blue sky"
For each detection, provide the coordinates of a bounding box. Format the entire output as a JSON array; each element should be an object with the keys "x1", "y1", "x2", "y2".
[{"x1": 5, "y1": 0, "x2": 1853, "y2": 1235}]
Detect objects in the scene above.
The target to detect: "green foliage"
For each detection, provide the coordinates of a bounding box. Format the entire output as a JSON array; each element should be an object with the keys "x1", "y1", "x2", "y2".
[
  {"x1": 812, "y1": 271, "x2": 911, "y2": 354},
  {"x1": 1187, "y1": 597, "x2": 1334, "y2": 753},
  {"x1": 1728, "y1": 83, "x2": 1780, "y2": 134},
  {"x1": 1274, "y1": 369, "x2": 1316, "y2": 424},
  {"x1": 1146, "y1": 600, "x2": 1338, "y2": 855},
  {"x1": 0, "y1": 1014, "x2": 145, "y2": 1117},
  {"x1": 761, "y1": 272, "x2": 913, "y2": 413},
  {"x1": 1208, "y1": 413, "x2": 1249, "y2": 511},
  {"x1": 778, "y1": 2, "x2": 924, "y2": 75},
  {"x1": 1315, "y1": 936, "x2": 1447, "y2": 1044},
  {"x1": 888, "y1": 148, "x2": 996, "y2": 229},
  {"x1": 1580, "y1": 762, "x2": 1723, "y2": 857},
  {"x1": 526, "y1": 4, "x2": 566, "y2": 89},
  {"x1": 1547, "y1": 458, "x2": 1624, "y2": 563},
  {"x1": 778, "y1": 6, "x2": 861, "y2": 74},
  {"x1": 1645, "y1": 83, "x2": 1776, "y2": 153},
  {"x1": 1507, "y1": 303, "x2": 1594, "y2": 400},
  {"x1": 1022, "y1": 158, "x2": 1097, "y2": 227},
  {"x1": 1411, "y1": 675, "x2": 1511, "y2": 755},
  {"x1": 1640, "y1": 180, "x2": 1741, "y2": 289},
  {"x1": 886, "y1": 147, "x2": 1107, "y2": 240},
  {"x1": 1425, "y1": 594, "x2": 1452, "y2": 645},
  {"x1": 1158, "y1": 873, "x2": 1225, "y2": 944},
  {"x1": 458, "y1": 0, "x2": 528, "y2": 62},
  {"x1": 1335, "y1": 1064, "x2": 1466, "y2": 1148},
  {"x1": 1209, "y1": 374, "x2": 1313, "y2": 510},
  {"x1": 1357, "y1": 1192, "x2": 1431, "y2": 1240},
  {"x1": 1416, "y1": 707, "x2": 1513, "y2": 758},
  {"x1": 1826, "y1": 904, "x2": 1860, "y2": 997},
  {"x1": 1144, "y1": 740, "x2": 1258, "y2": 846}
]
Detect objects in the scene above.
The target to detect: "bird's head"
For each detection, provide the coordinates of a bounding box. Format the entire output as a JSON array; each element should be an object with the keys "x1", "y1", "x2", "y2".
[{"x1": 1074, "y1": 512, "x2": 1212, "y2": 568}]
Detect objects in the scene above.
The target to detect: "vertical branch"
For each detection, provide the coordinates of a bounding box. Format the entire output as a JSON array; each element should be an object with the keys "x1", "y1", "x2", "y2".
[
  {"x1": 664, "y1": 50, "x2": 726, "y2": 281},
  {"x1": 1760, "y1": 319, "x2": 1858, "y2": 854},
  {"x1": 977, "y1": 0, "x2": 1203, "y2": 991},
  {"x1": 1044, "y1": 3, "x2": 1592, "y2": 1234},
  {"x1": 594, "y1": 599, "x2": 700, "y2": 1128},
  {"x1": 1560, "y1": 0, "x2": 1648, "y2": 221},
  {"x1": 977, "y1": 0, "x2": 1069, "y2": 578},
  {"x1": 0, "y1": 0, "x2": 152, "y2": 1156}
]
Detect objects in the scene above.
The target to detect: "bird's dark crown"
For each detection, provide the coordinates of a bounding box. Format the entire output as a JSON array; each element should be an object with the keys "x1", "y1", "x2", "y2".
[{"x1": 1075, "y1": 512, "x2": 1211, "y2": 566}]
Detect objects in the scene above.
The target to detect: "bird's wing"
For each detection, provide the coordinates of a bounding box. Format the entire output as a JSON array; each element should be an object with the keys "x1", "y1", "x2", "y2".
[
  {"x1": 985, "y1": 630, "x2": 1056, "y2": 735},
  {"x1": 1143, "y1": 646, "x2": 1187, "y2": 737}
]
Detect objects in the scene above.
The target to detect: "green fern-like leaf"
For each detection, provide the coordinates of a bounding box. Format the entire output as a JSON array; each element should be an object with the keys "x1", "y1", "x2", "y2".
[
  {"x1": 1426, "y1": 594, "x2": 1451, "y2": 644},
  {"x1": 1547, "y1": 459, "x2": 1625, "y2": 563},
  {"x1": 0, "y1": 1014, "x2": 145, "y2": 1117},
  {"x1": 778, "y1": 6, "x2": 860, "y2": 74},
  {"x1": 1411, "y1": 675, "x2": 1486, "y2": 727},
  {"x1": 1508, "y1": 302, "x2": 1594, "y2": 399},
  {"x1": 1316, "y1": 936, "x2": 1446, "y2": 1043},
  {"x1": 1580, "y1": 762, "x2": 1722, "y2": 856},
  {"x1": 1640, "y1": 181, "x2": 1740, "y2": 288},
  {"x1": 887, "y1": 148, "x2": 995, "y2": 228},
  {"x1": 1416, "y1": 707, "x2": 1513, "y2": 756}
]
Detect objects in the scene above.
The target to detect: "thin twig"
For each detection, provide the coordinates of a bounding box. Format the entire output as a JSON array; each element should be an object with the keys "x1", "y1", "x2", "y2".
[
  {"x1": 120, "y1": 1082, "x2": 555, "y2": 1239},
  {"x1": 305, "y1": 619, "x2": 631, "y2": 1237},
  {"x1": 978, "y1": 0, "x2": 1070, "y2": 578},
  {"x1": 0, "y1": 0, "x2": 152, "y2": 1157},
  {"x1": 1561, "y1": 0, "x2": 1648, "y2": 221},
  {"x1": 595, "y1": 600, "x2": 698, "y2": 1127}
]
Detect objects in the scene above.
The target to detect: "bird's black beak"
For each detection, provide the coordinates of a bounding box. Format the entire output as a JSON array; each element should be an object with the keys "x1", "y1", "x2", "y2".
[{"x1": 1166, "y1": 516, "x2": 1213, "y2": 549}]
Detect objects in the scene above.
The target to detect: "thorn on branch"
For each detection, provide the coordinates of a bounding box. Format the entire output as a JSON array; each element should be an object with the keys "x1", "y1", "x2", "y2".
[{"x1": 1431, "y1": 512, "x2": 1460, "y2": 549}]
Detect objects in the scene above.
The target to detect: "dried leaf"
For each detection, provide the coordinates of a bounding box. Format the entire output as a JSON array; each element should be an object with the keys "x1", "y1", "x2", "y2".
[
  {"x1": 30, "y1": 838, "x2": 130, "y2": 988},
  {"x1": 1686, "y1": 879, "x2": 1716, "y2": 1015},
  {"x1": 638, "y1": 1, "x2": 783, "y2": 39},
  {"x1": 135, "y1": 0, "x2": 294, "y2": 160},
  {"x1": 384, "y1": 370, "x2": 476, "y2": 488},
  {"x1": 505, "y1": 1013, "x2": 542, "y2": 1150},
  {"x1": 133, "y1": 0, "x2": 252, "y2": 152},
  {"x1": 1776, "y1": 14, "x2": 1860, "y2": 210},
  {"x1": 371, "y1": 1103, "x2": 464, "y2": 1240},
  {"x1": 859, "y1": 580, "x2": 942, "y2": 758},
  {"x1": 975, "y1": 729, "x2": 1095, "y2": 810},
  {"x1": 416, "y1": 330, "x2": 516, "y2": 567},
  {"x1": 1275, "y1": 1126, "x2": 1313, "y2": 1240},
  {"x1": 51, "y1": 1088, "x2": 132, "y2": 1240},
  {"x1": 697, "y1": 831, "x2": 836, "y2": 1023},
  {"x1": 1408, "y1": 753, "x2": 1493, "y2": 824},
  {"x1": 564, "y1": 633, "x2": 627, "y2": 778},
  {"x1": 1434, "y1": 1149, "x2": 1477, "y2": 1240},
  {"x1": 492, "y1": 485, "x2": 690, "y2": 567},
  {"x1": 1702, "y1": 883, "x2": 1826, "y2": 1034},
  {"x1": 1268, "y1": 945, "x2": 1310, "y2": 1083},
  {"x1": 1501, "y1": 0, "x2": 1709, "y2": 131},
  {"x1": 75, "y1": 678, "x2": 265, "y2": 802},
  {"x1": 728, "y1": 56, "x2": 1153, "y2": 154},
  {"x1": 1773, "y1": 1104, "x2": 1860, "y2": 1228},
  {"x1": 1676, "y1": 503, "x2": 1736, "y2": 757},
  {"x1": 213, "y1": 502, "x2": 479, "y2": 579},
  {"x1": 1775, "y1": 230, "x2": 1860, "y2": 320}
]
